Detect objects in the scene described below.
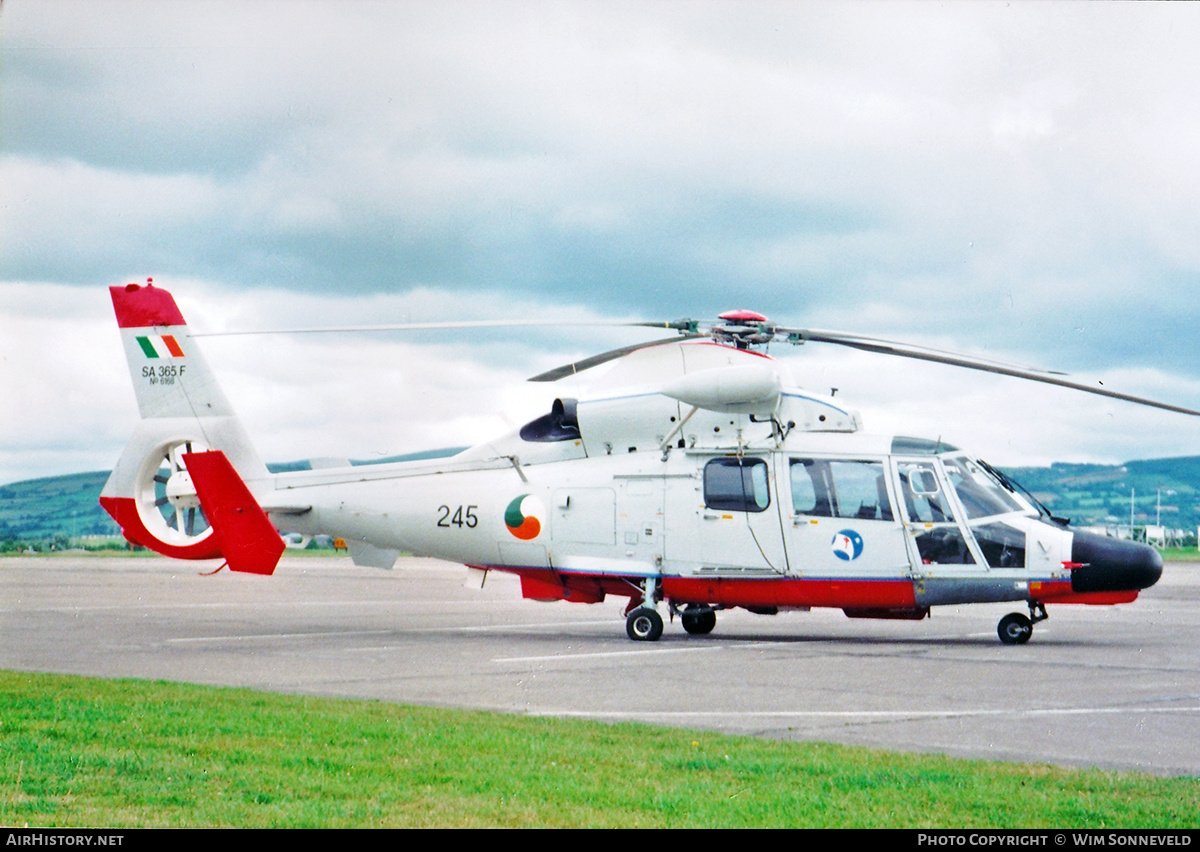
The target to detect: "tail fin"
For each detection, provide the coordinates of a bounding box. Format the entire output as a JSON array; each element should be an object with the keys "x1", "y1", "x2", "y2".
[
  {"x1": 100, "y1": 280, "x2": 272, "y2": 561},
  {"x1": 183, "y1": 449, "x2": 284, "y2": 575}
]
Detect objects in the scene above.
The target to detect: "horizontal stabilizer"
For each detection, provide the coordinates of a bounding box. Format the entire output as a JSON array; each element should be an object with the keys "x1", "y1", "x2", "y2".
[{"x1": 183, "y1": 450, "x2": 284, "y2": 575}]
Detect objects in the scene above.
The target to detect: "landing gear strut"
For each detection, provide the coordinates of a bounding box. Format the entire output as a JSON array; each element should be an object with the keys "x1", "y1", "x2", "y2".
[
  {"x1": 997, "y1": 602, "x2": 1048, "y2": 645},
  {"x1": 625, "y1": 577, "x2": 664, "y2": 641}
]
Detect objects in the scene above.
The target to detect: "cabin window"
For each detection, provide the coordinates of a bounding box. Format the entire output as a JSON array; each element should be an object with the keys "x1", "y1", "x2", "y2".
[
  {"x1": 704, "y1": 457, "x2": 770, "y2": 513},
  {"x1": 790, "y1": 459, "x2": 893, "y2": 521}
]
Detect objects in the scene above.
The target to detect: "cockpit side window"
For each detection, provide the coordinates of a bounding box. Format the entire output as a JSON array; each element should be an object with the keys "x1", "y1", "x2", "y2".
[
  {"x1": 973, "y1": 522, "x2": 1026, "y2": 568},
  {"x1": 942, "y1": 456, "x2": 1022, "y2": 519},
  {"x1": 897, "y1": 461, "x2": 956, "y2": 524},
  {"x1": 704, "y1": 457, "x2": 770, "y2": 513}
]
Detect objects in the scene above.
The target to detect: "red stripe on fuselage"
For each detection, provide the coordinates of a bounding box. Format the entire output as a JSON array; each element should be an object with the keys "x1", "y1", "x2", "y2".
[
  {"x1": 662, "y1": 576, "x2": 918, "y2": 609},
  {"x1": 478, "y1": 565, "x2": 919, "y2": 610},
  {"x1": 478, "y1": 567, "x2": 1135, "y2": 609}
]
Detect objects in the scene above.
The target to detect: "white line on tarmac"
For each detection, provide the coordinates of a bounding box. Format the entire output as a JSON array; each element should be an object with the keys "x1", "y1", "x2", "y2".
[
  {"x1": 163, "y1": 619, "x2": 618, "y2": 644},
  {"x1": 165, "y1": 629, "x2": 398, "y2": 643},
  {"x1": 492, "y1": 642, "x2": 780, "y2": 663},
  {"x1": 538, "y1": 705, "x2": 1200, "y2": 721},
  {"x1": 492, "y1": 646, "x2": 730, "y2": 663},
  {"x1": 6, "y1": 599, "x2": 527, "y2": 613}
]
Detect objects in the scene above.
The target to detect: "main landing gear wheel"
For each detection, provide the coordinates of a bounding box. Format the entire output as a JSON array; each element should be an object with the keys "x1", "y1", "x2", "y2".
[
  {"x1": 997, "y1": 612, "x2": 1033, "y2": 645},
  {"x1": 681, "y1": 605, "x2": 717, "y2": 635},
  {"x1": 626, "y1": 608, "x2": 664, "y2": 642}
]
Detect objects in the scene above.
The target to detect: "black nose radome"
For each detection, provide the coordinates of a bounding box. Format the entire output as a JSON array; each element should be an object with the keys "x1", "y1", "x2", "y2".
[{"x1": 1070, "y1": 530, "x2": 1163, "y2": 593}]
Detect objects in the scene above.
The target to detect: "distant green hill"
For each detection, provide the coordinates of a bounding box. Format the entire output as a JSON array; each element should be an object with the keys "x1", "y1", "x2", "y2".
[
  {"x1": 3, "y1": 453, "x2": 1198, "y2": 548},
  {"x1": 0, "y1": 471, "x2": 119, "y2": 545},
  {"x1": 0, "y1": 449, "x2": 468, "y2": 549},
  {"x1": 1006, "y1": 456, "x2": 1200, "y2": 533}
]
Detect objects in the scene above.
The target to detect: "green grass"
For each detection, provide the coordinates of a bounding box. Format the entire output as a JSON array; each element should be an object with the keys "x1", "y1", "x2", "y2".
[
  {"x1": 1159, "y1": 548, "x2": 1200, "y2": 562},
  {"x1": 1, "y1": 672, "x2": 1197, "y2": 828}
]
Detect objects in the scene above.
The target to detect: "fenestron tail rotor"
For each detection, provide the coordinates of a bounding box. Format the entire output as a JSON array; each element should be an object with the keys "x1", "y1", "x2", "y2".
[{"x1": 135, "y1": 438, "x2": 214, "y2": 549}]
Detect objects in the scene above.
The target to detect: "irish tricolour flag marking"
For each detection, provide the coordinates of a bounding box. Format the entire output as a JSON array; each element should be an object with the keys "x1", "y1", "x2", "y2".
[{"x1": 136, "y1": 335, "x2": 185, "y2": 359}]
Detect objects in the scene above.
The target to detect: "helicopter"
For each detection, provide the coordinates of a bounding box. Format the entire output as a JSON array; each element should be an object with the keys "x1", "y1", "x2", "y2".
[{"x1": 100, "y1": 280, "x2": 1190, "y2": 645}]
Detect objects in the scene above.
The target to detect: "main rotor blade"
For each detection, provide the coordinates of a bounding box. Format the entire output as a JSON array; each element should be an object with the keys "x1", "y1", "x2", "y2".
[
  {"x1": 773, "y1": 327, "x2": 1067, "y2": 376},
  {"x1": 191, "y1": 314, "x2": 703, "y2": 338},
  {"x1": 193, "y1": 318, "x2": 647, "y2": 336},
  {"x1": 793, "y1": 331, "x2": 1200, "y2": 417},
  {"x1": 528, "y1": 334, "x2": 706, "y2": 382}
]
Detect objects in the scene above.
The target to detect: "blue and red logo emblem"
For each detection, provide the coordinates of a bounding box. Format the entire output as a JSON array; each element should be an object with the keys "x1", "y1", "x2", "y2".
[{"x1": 831, "y1": 529, "x2": 864, "y2": 561}]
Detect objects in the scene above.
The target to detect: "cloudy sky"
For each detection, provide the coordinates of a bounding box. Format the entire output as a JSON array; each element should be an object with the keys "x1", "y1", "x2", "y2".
[{"x1": 4, "y1": 0, "x2": 1200, "y2": 485}]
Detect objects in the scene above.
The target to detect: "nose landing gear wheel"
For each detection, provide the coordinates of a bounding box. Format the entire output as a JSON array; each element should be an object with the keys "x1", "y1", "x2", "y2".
[
  {"x1": 997, "y1": 612, "x2": 1033, "y2": 645},
  {"x1": 626, "y1": 608, "x2": 664, "y2": 641}
]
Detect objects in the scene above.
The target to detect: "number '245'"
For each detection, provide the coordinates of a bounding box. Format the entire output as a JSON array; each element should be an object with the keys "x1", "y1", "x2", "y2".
[{"x1": 437, "y1": 505, "x2": 478, "y2": 528}]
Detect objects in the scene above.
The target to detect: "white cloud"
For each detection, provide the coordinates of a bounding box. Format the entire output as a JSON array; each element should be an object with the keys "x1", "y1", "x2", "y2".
[
  {"x1": 4, "y1": 0, "x2": 1200, "y2": 482},
  {"x1": 0, "y1": 284, "x2": 132, "y2": 482}
]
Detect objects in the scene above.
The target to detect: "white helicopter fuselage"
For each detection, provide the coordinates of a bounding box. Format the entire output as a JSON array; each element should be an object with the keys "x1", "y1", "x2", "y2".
[{"x1": 265, "y1": 408, "x2": 1074, "y2": 613}]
